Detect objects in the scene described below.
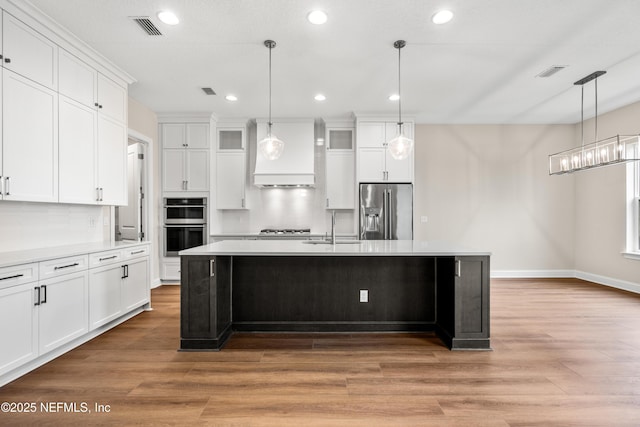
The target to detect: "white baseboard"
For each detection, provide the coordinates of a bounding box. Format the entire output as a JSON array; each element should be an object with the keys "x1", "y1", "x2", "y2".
[
  {"x1": 575, "y1": 270, "x2": 640, "y2": 294},
  {"x1": 151, "y1": 277, "x2": 162, "y2": 289},
  {"x1": 491, "y1": 269, "x2": 640, "y2": 295},
  {"x1": 491, "y1": 269, "x2": 575, "y2": 278}
]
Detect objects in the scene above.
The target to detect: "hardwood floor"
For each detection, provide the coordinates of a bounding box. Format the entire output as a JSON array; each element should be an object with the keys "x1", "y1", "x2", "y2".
[{"x1": 1, "y1": 278, "x2": 640, "y2": 425}]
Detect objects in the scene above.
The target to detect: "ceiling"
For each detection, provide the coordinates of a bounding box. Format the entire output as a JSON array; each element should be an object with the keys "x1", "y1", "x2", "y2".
[{"x1": 26, "y1": 0, "x2": 640, "y2": 124}]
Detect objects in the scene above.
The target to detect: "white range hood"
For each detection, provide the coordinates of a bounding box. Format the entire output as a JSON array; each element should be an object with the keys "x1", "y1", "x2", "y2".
[{"x1": 254, "y1": 119, "x2": 315, "y2": 187}]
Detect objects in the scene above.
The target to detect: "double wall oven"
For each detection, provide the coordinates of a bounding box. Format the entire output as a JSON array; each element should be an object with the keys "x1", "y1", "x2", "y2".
[{"x1": 163, "y1": 198, "x2": 207, "y2": 257}]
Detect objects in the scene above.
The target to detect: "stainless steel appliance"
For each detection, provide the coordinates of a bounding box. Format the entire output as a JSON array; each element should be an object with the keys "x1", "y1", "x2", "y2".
[
  {"x1": 359, "y1": 183, "x2": 413, "y2": 240},
  {"x1": 163, "y1": 198, "x2": 207, "y2": 256},
  {"x1": 164, "y1": 197, "x2": 207, "y2": 224}
]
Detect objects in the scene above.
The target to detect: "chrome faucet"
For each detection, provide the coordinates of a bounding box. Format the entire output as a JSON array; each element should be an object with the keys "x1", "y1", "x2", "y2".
[{"x1": 330, "y1": 210, "x2": 336, "y2": 244}]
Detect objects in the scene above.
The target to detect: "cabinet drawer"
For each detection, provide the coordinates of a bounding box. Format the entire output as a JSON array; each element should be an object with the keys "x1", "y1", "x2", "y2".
[
  {"x1": 0, "y1": 263, "x2": 39, "y2": 290},
  {"x1": 122, "y1": 245, "x2": 149, "y2": 260},
  {"x1": 39, "y1": 255, "x2": 88, "y2": 280},
  {"x1": 89, "y1": 250, "x2": 123, "y2": 268}
]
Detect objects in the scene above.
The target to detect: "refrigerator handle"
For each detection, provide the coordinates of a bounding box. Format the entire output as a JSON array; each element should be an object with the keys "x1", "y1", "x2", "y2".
[
  {"x1": 383, "y1": 189, "x2": 388, "y2": 240},
  {"x1": 388, "y1": 189, "x2": 393, "y2": 239}
]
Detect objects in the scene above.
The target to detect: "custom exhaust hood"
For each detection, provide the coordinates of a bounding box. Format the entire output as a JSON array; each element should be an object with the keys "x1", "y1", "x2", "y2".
[{"x1": 253, "y1": 119, "x2": 315, "y2": 187}]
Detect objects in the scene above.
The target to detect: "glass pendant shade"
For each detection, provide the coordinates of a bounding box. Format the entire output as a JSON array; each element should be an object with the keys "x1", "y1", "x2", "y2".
[
  {"x1": 388, "y1": 124, "x2": 414, "y2": 160},
  {"x1": 258, "y1": 130, "x2": 284, "y2": 160}
]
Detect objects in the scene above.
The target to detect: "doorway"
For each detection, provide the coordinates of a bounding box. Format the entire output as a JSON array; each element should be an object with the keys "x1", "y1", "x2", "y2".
[{"x1": 116, "y1": 132, "x2": 150, "y2": 242}]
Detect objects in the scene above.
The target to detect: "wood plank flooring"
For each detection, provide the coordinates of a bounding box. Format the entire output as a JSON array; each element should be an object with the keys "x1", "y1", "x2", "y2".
[{"x1": 1, "y1": 278, "x2": 640, "y2": 425}]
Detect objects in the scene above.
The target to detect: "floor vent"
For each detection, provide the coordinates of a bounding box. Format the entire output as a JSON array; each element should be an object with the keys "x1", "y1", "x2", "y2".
[
  {"x1": 202, "y1": 87, "x2": 217, "y2": 95},
  {"x1": 130, "y1": 17, "x2": 162, "y2": 36},
  {"x1": 536, "y1": 65, "x2": 567, "y2": 78}
]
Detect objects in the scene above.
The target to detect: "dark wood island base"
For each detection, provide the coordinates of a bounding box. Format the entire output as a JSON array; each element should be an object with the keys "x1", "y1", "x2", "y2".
[{"x1": 179, "y1": 252, "x2": 490, "y2": 351}]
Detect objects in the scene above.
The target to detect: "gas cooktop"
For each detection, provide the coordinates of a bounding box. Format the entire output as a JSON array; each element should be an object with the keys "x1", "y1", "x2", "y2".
[{"x1": 259, "y1": 229, "x2": 311, "y2": 235}]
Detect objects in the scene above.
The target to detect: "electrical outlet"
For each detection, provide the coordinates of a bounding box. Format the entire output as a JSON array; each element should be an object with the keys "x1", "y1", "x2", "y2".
[
  {"x1": 359, "y1": 289, "x2": 368, "y2": 303},
  {"x1": 420, "y1": 216, "x2": 428, "y2": 223}
]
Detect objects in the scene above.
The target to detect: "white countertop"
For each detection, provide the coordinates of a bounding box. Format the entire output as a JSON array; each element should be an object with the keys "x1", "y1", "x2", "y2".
[
  {"x1": 0, "y1": 241, "x2": 150, "y2": 268},
  {"x1": 180, "y1": 240, "x2": 490, "y2": 257}
]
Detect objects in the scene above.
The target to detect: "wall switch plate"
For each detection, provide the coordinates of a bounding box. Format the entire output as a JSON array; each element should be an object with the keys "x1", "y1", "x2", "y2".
[
  {"x1": 359, "y1": 289, "x2": 368, "y2": 303},
  {"x1": 420, "y1": 216, "x2": 428, "y2": 223}
]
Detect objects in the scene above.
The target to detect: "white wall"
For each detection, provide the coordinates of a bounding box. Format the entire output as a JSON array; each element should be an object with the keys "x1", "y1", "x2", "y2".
[
  {"x1": 414, "y1": 124, "x2": 576, "y2": 273},
  {"x1": 573, "y1": 101, "x2": 640, "y2": 285}
]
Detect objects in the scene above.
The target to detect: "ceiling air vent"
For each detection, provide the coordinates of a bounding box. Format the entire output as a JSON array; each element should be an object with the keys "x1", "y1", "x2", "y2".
[
  {"x1": 536, "y1": 65, "x2": 567, "y2": 78},
  {"x1": 130, "y1": 16, "x2": 162, "y2": 36},
  {"x1": 201, "y1": 87, "x2": 217, "y2": 95}
]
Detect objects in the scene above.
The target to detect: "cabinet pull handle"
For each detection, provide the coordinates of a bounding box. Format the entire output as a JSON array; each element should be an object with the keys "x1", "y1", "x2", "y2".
[
  {"x1": 41, "y1": 285, "x2": 47, "y2": 304},
  {"x1": 100, "y1": 188, "x2": 104, "y2": 201},
  {"x1": 0, "y1": 273, "x2": 24, "y2": 281},
  {"x1": 96, "y1": 187, "x2": 100, "y2": 201},
  {"x1": 34, "y1": 286, "x2": 41, "y2": 306},
  {"x1": 94, "y1": 102, "x2": 99, "y2": 107},
  {"x1": 455, "y1": 260, "x2": 462, "y2": 277},
  {"x1": 5, "y1": 177, "x2": 10, "y2": 195},
  {"x1": 131, "y1": 249, "x2": 145, "y2": 255},
  {"x1": 4, "y1": 58, "x2": 11, "y2": 64},
  {"x1": 210, "y1": 259, "x2": 215, "y2": 277},
  {"x1": 99, "y1": 255, "x2": 118, "y2": 261},
  {"x1": 241, "y1": 198, "x2": 245, "y2": 208},
  {"x1": 326, "y1": 198, "x2": 329, "y2": 208},
  {"x1": 99, "y1": 104, "x2": 103, "y2": 109},
  {"x1": 54, "y1": 262, "x2": 79, "y2": 270},
  {"x1": 125, "y1": 265, "x2": 129, "y2": 278}
]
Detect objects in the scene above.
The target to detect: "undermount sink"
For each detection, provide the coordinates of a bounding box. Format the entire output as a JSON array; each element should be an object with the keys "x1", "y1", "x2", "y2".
[{"x1": 302, "y1": 240, "x2": 362, "y2": 245}]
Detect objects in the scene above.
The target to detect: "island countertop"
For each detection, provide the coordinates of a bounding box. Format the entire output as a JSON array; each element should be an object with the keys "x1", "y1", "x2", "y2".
[{"x1": 180, "y1": 239, "x2": 490, "y2": 257}]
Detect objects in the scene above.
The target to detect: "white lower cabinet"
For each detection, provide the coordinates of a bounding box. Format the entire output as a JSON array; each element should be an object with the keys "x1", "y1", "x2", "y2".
[
  {"x1": 88, "y1": 246, "x2": 150, "y2": 330},
  {"x1": 0, "y1": 282, "x2": 38, "y2": 376},
  {"x1": 122, "y1": 257, "x2": 149, "y2": 312},
  {"x1": 38, "y1": 271, "x2": 89, "y2": 354},
  {"x1": 88, "y1": 263, "x2": 124, "y2": 330}
]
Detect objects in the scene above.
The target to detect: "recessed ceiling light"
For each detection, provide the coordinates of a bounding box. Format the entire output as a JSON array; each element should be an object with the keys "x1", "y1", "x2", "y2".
[
  {"x1": 307, "y1": 10, "x2": 328, "y2": 25},
  {"x1": 157, "y1": 10, "x2": 179, "y2": 25},
  {"x1": 432, "y1": 10, "x2": 453, "y2": 25},
  {"x1": 225, "y1": 94, "x2": 238, "y2": 101},
  {"x1": 314, "y1": 94, "x2": 326, "y2": 101},
  {"x1": 388, "y1": 94, "x2": 400, "y2": 101}
]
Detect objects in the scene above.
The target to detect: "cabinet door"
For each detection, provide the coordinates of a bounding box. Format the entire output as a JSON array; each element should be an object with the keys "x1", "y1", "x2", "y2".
[
  {"x1": 217, "y1": 128, "x2": 244, "y2": 151},
  {"x1": 122, "y1": 257, "x2": 149, "y2": 312},
  {"x1": 38, "y1": 271, "x2": 89, "y2": 354},
  {"x1": 186, "y1": 123, "x2": 209, "y2": 148},
  {"x1": 58, "y1": 49, "x2": 97, "y2": 108},
  {"x1": 97, "y1": 73, "x2": 127, "y2": 123},
  {"x1": 2, "y1": 69, "x2": 58, "y2": 202},
  {"x1": 385, "y1": 151, "x2": 413, "y2": 182},
  {"x1": 162, "y1": 124, "x2": 186, "y2": 148},
  {"x1": 357, "y1": 122, "x2": 386, "y2": 148},
  {"x1": 2, "y1": 12, "x2": 57, "y2": 89},
  {"x1": 186, "y1": 149, "x2": 209, "y2": 191},
  {"x1": 0, "y1": 283, "x2": 38, "y2": 376},
  {"x1": 162, "y1": 149, "x2": 186, "y2": 191},
  {"x1": 454, "y1": 256, "x2": 490, "y2": 340},
  {"x1": 216, "y1": 152, "x2": 246, "y2": 209},
  {"x1": 59, "y1": 96, "x2": 98, "y2": 204},
  {"x1": 326, "y1": 151, "x2": 355, "y2": 209},
  {"x1": 89, "y1": 264, "x2": 123, "y2": 330},
  {"x1": 327, "y1": 128, "x2": 353, "y2": 150},
  {"x1": 97, "y1": 114, "x2": 127, "y2": 205},
  {"x1": 358, "y1": 148, "x2": 386, "y2": 182}
]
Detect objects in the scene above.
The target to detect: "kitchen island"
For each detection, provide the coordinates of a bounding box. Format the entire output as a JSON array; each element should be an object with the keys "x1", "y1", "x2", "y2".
[{"x1": 179, "y1": 240, "x2": 490, "y2": 350}]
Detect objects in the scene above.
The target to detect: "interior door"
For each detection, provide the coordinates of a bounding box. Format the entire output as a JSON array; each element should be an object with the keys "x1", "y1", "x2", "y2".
[{"x1": 119, "y1": 142, "x2": 143, "y2": 240}]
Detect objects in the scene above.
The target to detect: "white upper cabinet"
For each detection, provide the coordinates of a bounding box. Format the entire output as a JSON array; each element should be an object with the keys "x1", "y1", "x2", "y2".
[
  {"x1": 97, "y1": 73, "x2": 126, "y2": 123},
  {"x1": 326, "y1": 151, "x2": 355, "y2": 209},
  {"x1": 58, "y1": 49, "x2": 96, "y2": 108},
  {"x1": 216, "y1": 152, "x2": 246, "y2": 209},
  {"x1": 2, "y1": 69, "x2": 58, "y2": 202},
  {"x1": 356, "y1": 120, "x2": 413, "y2": 183},
  {"x1": 97, "y1": 115, "x2": 127, "y2": 205},
  {"x1": 2, "y1": 11, "x2": 57, "y2": 90},
  {"x1": 58, "y1": 96, "x2": 97, "y2": 204},
  {"x1": 217, "y1": 125, "x2": 245, "y2": 151},
  {"x1": 161, "y1": 122, "x2": 210, "y2": 193}
]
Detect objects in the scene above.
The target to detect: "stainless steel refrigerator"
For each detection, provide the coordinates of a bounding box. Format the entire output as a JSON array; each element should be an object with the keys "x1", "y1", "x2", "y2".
[{"x1": 359, "y1": 183, "x2": 413, "y2": 240}]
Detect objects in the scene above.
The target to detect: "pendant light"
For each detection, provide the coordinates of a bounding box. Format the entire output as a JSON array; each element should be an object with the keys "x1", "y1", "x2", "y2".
[
  {"x1": 258, "y1": 40, "x2": 285, "y2": 160},
  {"x1": 388, "y1": 40, "x2": 414, "y2": 160},
  {"x1": 549, "y1": 71, "x2": 639, "y2": 175}
]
